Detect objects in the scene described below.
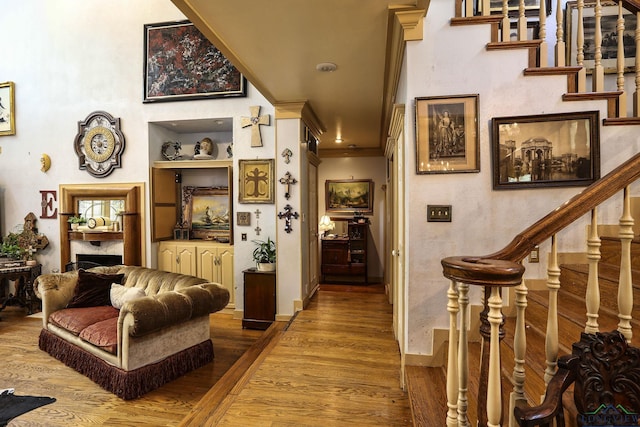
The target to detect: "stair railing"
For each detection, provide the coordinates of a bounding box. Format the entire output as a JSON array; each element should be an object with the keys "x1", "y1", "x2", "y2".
[
  {"x1": 454, "y1": 0, "x2": 640, "y2": 119},
  {"x1": 442, "y1": 152, "x2": 640, "y2": 426}
]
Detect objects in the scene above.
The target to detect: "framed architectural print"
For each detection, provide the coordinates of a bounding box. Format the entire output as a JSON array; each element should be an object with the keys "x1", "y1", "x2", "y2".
[
  {"x1": 415, "y1": 94, "x2": 479, "y2": 174},
  {"x1": 325, "y1": 179, "x2": 374, "y2": 215},
  {"x1": 143, "y1": 20, "x2": 247, "y2": 102},
  {"x1": 0, "y1": 82, "x2": 16, "y2": 136},
  {"x1": 238, "y1": 159, "x2": 275, "y2": 204},
  {"x1": 491, "y1": 111, "x2": 600, "y2": 189},
  {"x1": 182, "y1": 186, "x2": 232, "y2": 241}
]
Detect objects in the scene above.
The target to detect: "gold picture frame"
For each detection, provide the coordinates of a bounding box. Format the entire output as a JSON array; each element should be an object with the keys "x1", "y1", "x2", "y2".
[
  {"x1": 0, "y1": 82, "x2": 16, "y2": 136},
  {"x1": 183, "y1": 186, "x2": 232, "y2": 241},
  {"x1": 415, "y1": 94, "x2": 480, "y2": 174},
  {"x1": 238, "y1": 159, "x2": 275, "y2": 204}
]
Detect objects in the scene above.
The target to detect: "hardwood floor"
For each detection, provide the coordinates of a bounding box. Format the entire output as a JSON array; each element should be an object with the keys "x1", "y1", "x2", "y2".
[{"x1": 1, "y1": 284, "x2": 410, "y2": 426}]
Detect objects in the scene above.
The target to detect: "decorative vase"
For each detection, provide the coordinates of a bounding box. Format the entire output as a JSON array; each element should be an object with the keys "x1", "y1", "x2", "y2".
[
  {"x1": 257, "y1": 262, "x2": 276, "y2": 272},
  {"x1": 71, "y1": 223, "x2": 79, "y2": 230}
]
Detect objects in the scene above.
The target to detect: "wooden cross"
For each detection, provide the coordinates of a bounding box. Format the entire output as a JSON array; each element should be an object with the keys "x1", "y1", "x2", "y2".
[
  {"x1": 278, "y1": 172, "x2": 298, "y2": 200},
  {"x1": 277, "y1": 204, "x2": 299, "y2": 234},
  {"x1": 241, "y1": 106, "x2": 270, "y2": 147},
  {"x1": 254, "y1": 209, "x2": 261, "y2": 219},
  {"x1": 254, "y1": 225, "x2": 262, "y2": 236}
]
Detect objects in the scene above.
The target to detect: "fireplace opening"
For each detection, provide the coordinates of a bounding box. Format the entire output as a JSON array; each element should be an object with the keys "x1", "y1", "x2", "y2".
[{"x1": 76, "y1": 254, "x2": 123, "y2": 266}]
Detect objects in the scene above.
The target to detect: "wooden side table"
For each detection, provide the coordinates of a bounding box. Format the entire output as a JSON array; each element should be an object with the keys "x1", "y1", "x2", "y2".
[
  {"x1": 242, "y1": 268, "x2": 276, "y2": 330},
  {"x1": 0, "y1": 263, "x2": 42, "y2": 316}
]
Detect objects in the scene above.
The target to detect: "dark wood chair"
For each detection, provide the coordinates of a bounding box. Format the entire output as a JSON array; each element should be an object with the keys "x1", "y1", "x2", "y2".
[{"x1": 514, "y1": 330, "x2": 640, "y2": 427}]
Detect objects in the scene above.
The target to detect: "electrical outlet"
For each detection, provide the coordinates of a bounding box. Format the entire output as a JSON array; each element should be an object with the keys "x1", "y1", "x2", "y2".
[
  {"x1": 427, "y1": 205, "x2": 452, "y2": 222},
  {"x1": 529, "y1": 246, "x2": 540, "y2": 263},
  {"x1": 241, "y1": 233, "x2": 247, "y2": 241}
]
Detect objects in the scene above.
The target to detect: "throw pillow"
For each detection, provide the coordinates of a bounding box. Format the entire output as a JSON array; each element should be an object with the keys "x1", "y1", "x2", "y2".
[
  {"x1": 110, "y1": 284, "x2": 146, "y2": 309},
  {"x1": 67, "y1": 269, "x2": 125, "y2": 308}
]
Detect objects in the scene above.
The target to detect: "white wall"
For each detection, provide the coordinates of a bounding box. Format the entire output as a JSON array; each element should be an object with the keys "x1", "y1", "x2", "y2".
[
  {"x1": 401, "y1": 0, "x2": 640, "y2": 356},
  {"x1": 318, "y1": 156, "x2": 387, "y2": 280},
  {"x1": 0, "y1": 0, "x2": 277, "y2": 314}
]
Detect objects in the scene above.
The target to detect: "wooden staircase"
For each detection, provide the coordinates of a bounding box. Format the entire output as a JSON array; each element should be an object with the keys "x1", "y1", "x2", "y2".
[{"x1": 407, "y1": 237, "x2": 640, "y2": 425}]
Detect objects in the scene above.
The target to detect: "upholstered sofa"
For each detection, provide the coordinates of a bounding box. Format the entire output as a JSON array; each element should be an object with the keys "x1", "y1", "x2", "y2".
[{"x1": 35, "y1": 265, "x2": 230, "y2": 400}]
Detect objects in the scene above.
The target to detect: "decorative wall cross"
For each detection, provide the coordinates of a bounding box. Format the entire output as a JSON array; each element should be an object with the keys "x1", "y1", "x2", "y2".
[
  {"x1": 254, "y1": 209, "x2": 261, "y2": 219},
  {"x1": 254, "y1": 225, "x2": 262, "y2": 236},
  {"x1": 277, "y1": 204, "x2": 299, "y2": 234},
  {"x1": 281, "y1": 148, "x2": 293, "y2": 164},
  {"x1": 241, "y1": 106, "x2": 270, "y2": 147},
  {"x1": 278, "y1": 172, "x2": 298, "y2": 200}
]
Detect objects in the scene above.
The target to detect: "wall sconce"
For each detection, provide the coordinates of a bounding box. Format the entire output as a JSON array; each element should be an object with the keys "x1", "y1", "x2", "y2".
[{"x1": 318, "y1": 215, "x2": 335, "y2": 237}]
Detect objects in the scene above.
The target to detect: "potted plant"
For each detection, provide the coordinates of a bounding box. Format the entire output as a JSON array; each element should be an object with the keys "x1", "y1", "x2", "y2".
[
  {"x1": 252, "y1": 237, "x2": 276, "y2": 272},
  {"x1": 67, "y1": 215, "x2": 87, "y2": 230},
  {"x1": 1, "y1": 233, "x2": 24, "y2": 260}
]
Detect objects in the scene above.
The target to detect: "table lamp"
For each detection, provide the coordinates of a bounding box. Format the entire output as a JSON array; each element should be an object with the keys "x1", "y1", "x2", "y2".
[{"x1": 318, "y1": 215, "x2": 335, "y2": 237}]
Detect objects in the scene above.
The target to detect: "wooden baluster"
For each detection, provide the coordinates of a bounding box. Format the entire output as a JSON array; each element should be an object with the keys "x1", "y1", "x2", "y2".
[
  {"x1": 616, "y1": 2, "x2": 627, "y2": 117},
  {"x1": 465, "y1": 0, "x2": 474, "y2": 18},
  {"x1": 482, "y1": 0, "x2": 491, "y2": 17},
  {"x1": 592, "y1": 0, "x2": 604, "y2": 92},
  {"x1": 509, "y1": 279, "x2": 527, "y2": 427},
  {"x1": 518, "y1": 0, "x2": 526, "y2": 41},
  {"x1": 487, "y1": 286, "x2": 503, "y2": 427},
  {"x1": 544, "y1": 235, "x2": 560, "y2": 388},
  {"x1": 618, "y1": 186, "x2": 634, "y2": 342},
  {"x1": 538, "y1": 0, "x2": 548, "y2": 67},
  {"x1": 585, "y1": 207, "x2": 601, "y2": 334},
  {"x1": 446, "y1": 280, "x2": 459, "y2": 427},
  {"x1": 502, "y1": 0, "x2": 510, "y2": 42},
  {"x1": 555, "y1": 0, "x2": 565, "y2": 66},
  {"x1": 634, "y1": 12, "x2": 640, "y2": 116},
  {"x1": 577, "y1": 0, "x2": 587, "y2": 92},
  {"x1": 457, "y1": 283, "x2": 469, "y2": 426}
]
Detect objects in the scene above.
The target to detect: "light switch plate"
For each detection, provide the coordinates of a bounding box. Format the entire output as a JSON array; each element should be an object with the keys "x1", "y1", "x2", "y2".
[{"x1": 427, "y1": 205, "x2": 452, "y2": 222}]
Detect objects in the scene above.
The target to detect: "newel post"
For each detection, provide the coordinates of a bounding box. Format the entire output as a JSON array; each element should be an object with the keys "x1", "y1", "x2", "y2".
[{"x1": 442, "y1": 256, "x2": 525, "y2": 426}]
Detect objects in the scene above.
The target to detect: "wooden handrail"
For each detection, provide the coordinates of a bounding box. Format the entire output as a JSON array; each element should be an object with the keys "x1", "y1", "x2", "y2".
[{"x1": 621, "y1": 0, "x2": 640, "y2": 14}]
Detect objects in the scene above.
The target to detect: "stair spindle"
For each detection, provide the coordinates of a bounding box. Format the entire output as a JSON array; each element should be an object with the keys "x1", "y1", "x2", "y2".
[
  {"x1": 446, "y1": 280, "x2": 459, "y2": 427},
  {"x1": 518, "y1": 0, "x2": 526, "y2": 41},
  {"x1": 634, "y1": 11, "x2": 640, "y2": 116},
  {"x1": 457, "y1": 283, "x2": 470, "y2": 426},
  {"x1": 538, "y1": 0, "x2": 548, "y2": 67},
  {"x1": 617, "y1": 186, "x2": 634, "y2": 342},
  {"x1": 555, "y1": 0, "x2": 565, "y2": 66},
  {"x1": 585, "y1": 207, "x2": 602, "y2": 334},
  {"x1": 502, "y1": 0, "x2": 510, "y2": 42},
  {"x1": 487, "y1": 286, "x2": 503, "y2": 427},
  {"x1": 616, "y1": 2, "x2": 627, "y2": 117},
  {"x1": 509, "y1": 279, "x2": 528, "y2": 427},
  {"x1": 577, "y1": 0, "x2": 587, "y2": 92},
  {"x1": 544, "y1": 235, "x2": 561, "y2": 387},
  {"x1": 592, "y1": 0, "x2": 605, "y2": 91}
]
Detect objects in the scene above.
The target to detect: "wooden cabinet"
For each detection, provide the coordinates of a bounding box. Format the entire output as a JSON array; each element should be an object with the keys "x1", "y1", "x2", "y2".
[
  {"x1": 321, "y1": 221, "x2": 369, "y2": 283},
  {"x1": 158, "y1": 241, "x2": 235, "y2": 307},
  {"x1": 242, "y1": 268, "x2": 276, "y2": 330}
]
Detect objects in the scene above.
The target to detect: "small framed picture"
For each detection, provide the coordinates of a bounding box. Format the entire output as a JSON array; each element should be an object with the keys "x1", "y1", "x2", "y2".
[
  {"x1": 237, "y1": 212, "x2": 251, "y2": 226},
  {"x1": 0, "y1": 81, "x2": 16, "y2": 136},
  {"x1": 238, "y1": 159, "x2": 275, "y2": 204}
]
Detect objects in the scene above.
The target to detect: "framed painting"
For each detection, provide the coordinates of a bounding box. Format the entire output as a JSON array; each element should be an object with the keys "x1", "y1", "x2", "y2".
[
  {"x1": 183, "y1": 186, "x2": 232, "y2": 241},
  {"x1": 566, "y1": 1, "x2": 637, "y2": 74},
  {"x1": 238, "y1": 159, "x2": 275, "y2": 204},
  {"x1": 143, "y1": 20, "x2": 247, "y2": 103},
  {"x1": 415, "y1": 94, "x2": 480, "y2": 174},
  {"x1": 325, "y1": 179, "x2": 374, "y2": 215},
  {"x1": 491, "y1": 111, "x2": 600, "y2": 189},
  {"x1": 0, "y1": 82, "x2": 16, "y2": 136}
]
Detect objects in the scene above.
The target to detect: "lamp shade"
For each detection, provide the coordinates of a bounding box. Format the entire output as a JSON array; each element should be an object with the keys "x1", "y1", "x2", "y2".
[{"x1": 319, "y1": 215, "x2": 335, "y2": 233}]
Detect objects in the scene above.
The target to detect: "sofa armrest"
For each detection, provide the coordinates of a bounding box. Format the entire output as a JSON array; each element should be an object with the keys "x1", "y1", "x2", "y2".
[
  {"x1": 35, "y1": 272, "x2": 79, "y2": 326},
  {"x1": 119, "y1": 283, "x2": 229, "y2": 337}
]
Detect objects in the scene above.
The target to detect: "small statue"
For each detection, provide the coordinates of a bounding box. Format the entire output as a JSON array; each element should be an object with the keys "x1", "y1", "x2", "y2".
[{"x1": 194, "y1": 137, "x2": 214, "y2": 159}]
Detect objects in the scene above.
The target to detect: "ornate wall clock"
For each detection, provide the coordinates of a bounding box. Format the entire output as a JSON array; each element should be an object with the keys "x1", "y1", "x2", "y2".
[{"x1": 74, "y1": 111, "x2": 125, "y2": 177}]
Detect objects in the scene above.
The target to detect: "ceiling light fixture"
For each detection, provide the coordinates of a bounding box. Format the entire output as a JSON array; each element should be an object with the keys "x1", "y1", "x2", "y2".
[
  {"x1": 316, "y1": 62, "x2": 337, "y2": 72},
  {"x1": 335, "y1": 138, "x2": 343, "y2": 143}
]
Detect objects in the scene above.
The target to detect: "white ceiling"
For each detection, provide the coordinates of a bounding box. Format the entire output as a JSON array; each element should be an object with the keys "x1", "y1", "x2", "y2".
[{"x1": 170, "y1": 0, "x2": 428, "y2": 157}]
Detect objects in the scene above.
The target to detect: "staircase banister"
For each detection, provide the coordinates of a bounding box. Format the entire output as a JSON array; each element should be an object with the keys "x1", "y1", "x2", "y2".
[
  {"x1": 620, "y1": 0, "x2": 640, "y2": 14},
  {"x1": 441, "y1": 256, "x2": 525, "y2": 286},
  {"x1": 487, "y1": 151, "x2": 640, "y2": 263}
]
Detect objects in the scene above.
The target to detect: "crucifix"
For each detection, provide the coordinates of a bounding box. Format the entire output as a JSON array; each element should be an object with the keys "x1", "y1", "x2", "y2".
[
  {"x1": 241, "y1": 106, "x2": 270, "y2": 147},
  {"x1": 277, "y1": 204, "x2": 299, "y2": 234},
  {"x1": 278, "y1": 171, "x2": 298, "y2": 200},
  {"x1": 281, "y1": 148, "x2": 293, "y2": 164}
]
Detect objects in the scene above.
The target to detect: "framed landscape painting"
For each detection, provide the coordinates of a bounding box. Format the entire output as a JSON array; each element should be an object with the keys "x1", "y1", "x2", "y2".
[
  {"x1": 325, "y1": 179, "x2": 374, "y2": 215},
  {"x1": 491, "y1": 111, "x2": 600, "y2": 189},
  {"x1": 183, "y1": 186, "x2": 232, "y2": 241},
  {"x1": 143, "y1": 20, "x2": 247, "y2": 102}
]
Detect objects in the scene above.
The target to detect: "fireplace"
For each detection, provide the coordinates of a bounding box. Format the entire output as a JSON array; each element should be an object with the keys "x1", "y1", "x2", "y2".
[{"x1": 76, "y1": 254, "x2": 122, "y2": 266}]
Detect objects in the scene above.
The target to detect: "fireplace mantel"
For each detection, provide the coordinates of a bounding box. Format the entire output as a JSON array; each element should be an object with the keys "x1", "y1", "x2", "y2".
[{"x1": 59, "y1": 183, "x2": 144, "y2": 267}]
